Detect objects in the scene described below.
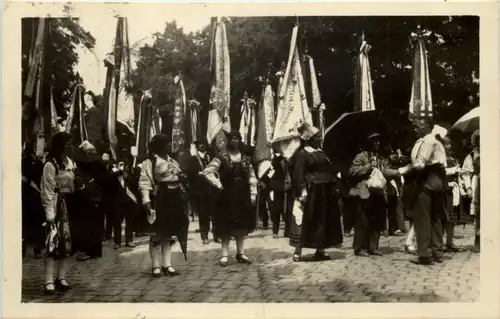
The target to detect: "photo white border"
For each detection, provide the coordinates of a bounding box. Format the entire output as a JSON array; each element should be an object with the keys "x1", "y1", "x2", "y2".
[{"x1": 3, "y1": 2, "x2": 499, "y2": 319}]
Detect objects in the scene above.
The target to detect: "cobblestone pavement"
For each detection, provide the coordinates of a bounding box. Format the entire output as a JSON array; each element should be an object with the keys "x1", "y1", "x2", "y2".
[{"x1": 22, "y1": 221, "x2": 479, "y2": 303}]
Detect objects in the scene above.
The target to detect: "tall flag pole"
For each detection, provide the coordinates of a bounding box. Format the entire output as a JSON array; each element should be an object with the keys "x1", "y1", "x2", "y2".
[
  {"x1": 254, "y1": 79, "x2": 276, "y2": 174},
  {"x1": 103, "y1": 17, "x2": 134, "y2": 160},
  {"x1": 104, "y1": 52, "x2": 118, "y2": 160},
  {"x1": 116, "y1": 18, "x2": 135, "y2": 137},
  {"x1": 187, "y1": 99, "x2": 201, "y2": 155},
  {"x1": 172, "y1": 75, "x2": 187, "y2": 155},
  {"x1": 271, "y1": 23, "x2": 313, "y2": 159},
  {"x1": 409, "y1": 27, "x2": 433, "y2": 120},
  {"x1": 354, "y1": 31, "x2": 376, "y2": 112},
  {"x1": 133, "y1": 90, "x2": 153, "y2": 167},
  {"x1": 305, "y1": 54, "x2": 325, "y2": 137},
  {"x1": 275, "y1": 61, "x2": 286, "y2": 113},
  {"x1": 207, "y1": 17, "x2": 231, "y2": 151},
  {"x1": 239, "y1": 91, "x2": 257, "y2": 147},
  {"x1": 23, "y1": 18, "x2": 51, "y2": 156},
  {"x1": 65, "y1": 79, "x2": 88, "y2": 146},
  {"x1": 49, "y1": 75, "x2": 59, "y2": 134}
]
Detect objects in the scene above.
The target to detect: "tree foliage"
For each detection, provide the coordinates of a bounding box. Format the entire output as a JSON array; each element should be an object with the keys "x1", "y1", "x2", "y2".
[
  {"x1": 132, "y1": 16, "x2": 478, "y2": 148},
  {"x1": 22, "y1": 18, "x2": 96, "y2": 118}
]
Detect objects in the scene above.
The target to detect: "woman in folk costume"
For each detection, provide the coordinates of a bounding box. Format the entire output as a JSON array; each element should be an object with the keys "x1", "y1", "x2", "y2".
[
  {"x1": 40, "y1": 132, "x2": 76, "y2": 294},
  {"x1": 462, "y1": 129, "x2": 480, "y2": 253},
  {"x1": 200, "y1": 130, "x2": 258, "y2": 266},
  {"x1": 349, "y1": 133, "x2": 412, "y2": 257},
  {"x1": 139, "y1": 134, "x2": 189, "y2": 277},
  {"x1": 287, "y1": 123, "x2": 343, "y2": 262}
]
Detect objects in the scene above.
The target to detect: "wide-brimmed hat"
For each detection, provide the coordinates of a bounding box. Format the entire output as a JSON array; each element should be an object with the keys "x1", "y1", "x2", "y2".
[
  {"x1": 194, "y1": 138, "x2": 209, "y2": 147},
  {"x1": 367, "y1": 132, "x2": 381, "y2": 141},
  {"x1": 297, "y1": 122, "x2": 319, "y2": 141}
]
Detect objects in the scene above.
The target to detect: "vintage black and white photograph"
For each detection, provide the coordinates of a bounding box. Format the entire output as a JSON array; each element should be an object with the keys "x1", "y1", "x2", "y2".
[{"x1": 9, "y1": 2, "x2": 490, "y2": 309}]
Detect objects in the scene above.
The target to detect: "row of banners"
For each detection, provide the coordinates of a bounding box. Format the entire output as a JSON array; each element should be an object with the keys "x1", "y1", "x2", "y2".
[{"x1": 23, "y1": 18, "x2": 433, "y2": 165}]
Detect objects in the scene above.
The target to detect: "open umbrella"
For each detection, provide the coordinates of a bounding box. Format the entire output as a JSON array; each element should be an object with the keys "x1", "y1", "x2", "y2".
[
  {"x1": 452, "y1": 107, "x2": 479, "y2": 133},
  {"x1": 323, "y1": 110, "x2": 388, "y2": 168}
]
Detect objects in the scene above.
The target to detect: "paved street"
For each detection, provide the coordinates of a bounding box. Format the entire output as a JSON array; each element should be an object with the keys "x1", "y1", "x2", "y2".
[{"x1": 22, "y1": 221, "x2": 479, "y2": 303}]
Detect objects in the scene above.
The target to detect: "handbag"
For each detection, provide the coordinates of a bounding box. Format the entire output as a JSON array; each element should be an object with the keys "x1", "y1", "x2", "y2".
[{"x1": 366, "y1": 168, "x2": 387, "y2": 190}]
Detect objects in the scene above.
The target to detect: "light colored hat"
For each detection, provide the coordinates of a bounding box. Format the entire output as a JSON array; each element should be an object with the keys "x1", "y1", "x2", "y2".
[
  {"x1": 297, "y1": 122, "x2": 319, "y2": 141},
  {"x1": 432, "y1": 124, "x2": 448, "y2": 139}
]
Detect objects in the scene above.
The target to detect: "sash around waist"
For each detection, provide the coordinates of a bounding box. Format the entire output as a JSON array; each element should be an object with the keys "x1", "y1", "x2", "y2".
[{"x1": 306, "y1": 174, "x2": 336, "y2": 185}]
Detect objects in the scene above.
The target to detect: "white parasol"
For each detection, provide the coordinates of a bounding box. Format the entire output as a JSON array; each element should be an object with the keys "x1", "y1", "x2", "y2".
[{"x1": 452, "y1": 107, "x2": 480, "y2": 133}]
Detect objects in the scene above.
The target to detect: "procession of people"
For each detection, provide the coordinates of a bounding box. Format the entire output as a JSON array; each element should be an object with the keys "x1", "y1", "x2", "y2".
[
  {"x1": 21, "y1": 120, "x2": 481, "y2": 295},
  {"x1": 21, "y1": 17, "x2": 480, "y2": 297}
]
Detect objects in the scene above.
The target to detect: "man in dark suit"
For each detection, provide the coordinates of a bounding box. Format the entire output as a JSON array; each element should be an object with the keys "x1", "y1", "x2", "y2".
[
  {"x1": 187, "y1": 139, "x2": 217, "y2": 244},
  {"x1": 268, "y1": 153, "x2": 293, "y2": 238},
  {"x1": 349, "y1": 133, "x2": 411, "y2": 257},
  {"x1": 108, "y1": 159, "x2": 139, "y2": 249}
]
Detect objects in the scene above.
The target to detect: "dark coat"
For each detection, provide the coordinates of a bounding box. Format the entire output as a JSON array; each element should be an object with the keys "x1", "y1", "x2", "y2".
[{"x1": 348, "y1": 151, "x2": 399, "y2": 200}]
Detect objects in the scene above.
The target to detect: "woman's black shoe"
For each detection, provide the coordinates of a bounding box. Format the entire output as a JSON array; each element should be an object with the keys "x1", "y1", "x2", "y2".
[
  {"x1": 313, "y1": 251, "x2": 332, "y2": 261},
  {"x1": 44, "y1": 282, "x2": 56, "y2": 295},
  {"x1": 368, "y1": 250, "x2": 383, "y2": 256},
  {"x1": 236, "y1": 254, "x2": 252, "y2": 264},
  {"x1": 354, "y1": 250, "x2": 369, "y2": 257},
  {"x1": 55, "y1": 279, "x2": 71, "y2": 292},
  {"x1": 162, "y1": 266, "x2": 180, "y2": 276},
  {"x1": 152, "y1": 267, "x2": 161, "y2": 277},
  {"x1": 411, "y1": 257, "x2": 435, "y2": 265},
  {"x1": 220, "y1": 257, "x2": 228, "y2": 267}
]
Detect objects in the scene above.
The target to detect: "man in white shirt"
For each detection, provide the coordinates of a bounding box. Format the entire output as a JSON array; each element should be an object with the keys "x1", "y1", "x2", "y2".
[{"x1": 406, "y1": 123, "x2": 449, "y2": 265}]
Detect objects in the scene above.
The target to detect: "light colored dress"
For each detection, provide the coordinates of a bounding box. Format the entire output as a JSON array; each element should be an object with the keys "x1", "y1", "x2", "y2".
[
  {"x1": 139, "y1": 155, "x2": 190, "y2": 245},
  {"x1": 40, "y1": 156, "x2": 76, "y2": 259}
]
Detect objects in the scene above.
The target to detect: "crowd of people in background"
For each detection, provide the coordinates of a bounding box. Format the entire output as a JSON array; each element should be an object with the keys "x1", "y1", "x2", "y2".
[{"x1": 21, "y1": 117, "x2": 480, "y2": 295}]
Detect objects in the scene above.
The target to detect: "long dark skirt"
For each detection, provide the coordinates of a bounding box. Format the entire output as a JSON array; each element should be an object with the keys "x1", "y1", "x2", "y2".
[
  {"x1": 214, "y1": 181, "x2": 255, "y2": 239},
  {"x1": 151, "y1": 185, "x2": 189, "y2": 242},
  {"x1": 288, "y1": 182, "x2": 343, "y2": 249}
]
